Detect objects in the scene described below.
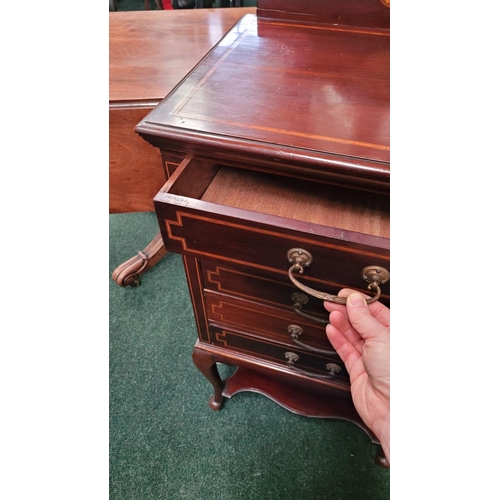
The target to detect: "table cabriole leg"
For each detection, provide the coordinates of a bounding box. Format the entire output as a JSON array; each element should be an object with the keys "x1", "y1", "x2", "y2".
[{"x1": 111, "y1": 231, "x2": 167, "y2": 287}]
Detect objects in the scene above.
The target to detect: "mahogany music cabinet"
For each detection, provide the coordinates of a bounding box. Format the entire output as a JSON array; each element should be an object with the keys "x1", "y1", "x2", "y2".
[{"x1": 135, "y1": 0, "x2": 390, "y2": 466}]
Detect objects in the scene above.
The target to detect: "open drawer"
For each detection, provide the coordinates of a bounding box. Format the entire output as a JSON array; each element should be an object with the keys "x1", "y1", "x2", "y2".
[{"x1": 153, "y1": 157, "x2": 390, "y2": 301}]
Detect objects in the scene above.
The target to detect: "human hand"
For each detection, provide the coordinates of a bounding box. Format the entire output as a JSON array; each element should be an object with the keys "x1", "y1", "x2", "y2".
[{"x1": 324, "y1": 289, "x2": 390, "y2": 462}]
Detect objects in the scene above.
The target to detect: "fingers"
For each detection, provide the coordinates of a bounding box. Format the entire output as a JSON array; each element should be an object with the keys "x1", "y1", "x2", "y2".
[
  {"x1": 338, "y1": 288, "x2": 368, "y2": 299},
  {"x1": 324, "y1": 299, "x2": 347, "y2": 313},
  {"x1": 325, "y1": 314, "x2": 361, "y2": 372},
  {"x1": 326, "y1": 306, "x2": 364, "y2": 354},
  {"x1": 345, "y1": 293, "x2": 389, "y2": 342},
  {"x1": 324, "y1": 289, "x2": 390, "y2": 329}
]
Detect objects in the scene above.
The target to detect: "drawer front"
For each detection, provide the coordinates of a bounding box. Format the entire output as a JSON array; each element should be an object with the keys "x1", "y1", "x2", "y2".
[
  {"x1": 209, "y1": 325, "x2": 350, "y2": 386},
  {"x1": 205, "y1": 291, "x2": 337, "y2": 355},
  {"x1": 154, "y1": 161, "x2": 390, "y2": 302},
  {"x1": 201, "y1": 260, "x2": 354, "y2": 320}
]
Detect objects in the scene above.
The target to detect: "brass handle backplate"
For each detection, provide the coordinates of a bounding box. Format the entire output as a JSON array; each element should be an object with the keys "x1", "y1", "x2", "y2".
[{"x1": 287, "y1": 248, "x2": 389, "y2": 305}]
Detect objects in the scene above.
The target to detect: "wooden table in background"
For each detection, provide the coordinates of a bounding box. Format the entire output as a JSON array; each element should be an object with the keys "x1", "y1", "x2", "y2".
[
  {"x1": 109, "y1": 7, "x2": 255, "y2": 214},
  {"x1": 110, "y1": 7, "x2": 255, "y2": 287}
]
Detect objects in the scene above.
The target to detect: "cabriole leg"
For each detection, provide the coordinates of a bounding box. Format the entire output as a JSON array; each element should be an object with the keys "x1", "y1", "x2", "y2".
[{"x1": 192, "y1": 346, "x2": 225, "y2": 410}]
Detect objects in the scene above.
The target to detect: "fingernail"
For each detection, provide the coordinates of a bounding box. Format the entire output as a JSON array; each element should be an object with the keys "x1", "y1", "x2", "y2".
[{"x1": 348, "y1": 293, "x2": 365, "y2": 308}]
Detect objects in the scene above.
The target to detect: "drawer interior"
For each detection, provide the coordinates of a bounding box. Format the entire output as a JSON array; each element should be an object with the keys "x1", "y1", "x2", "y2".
[
  {"x1": 159, "y1": 158, "x2": 389, "y2": 239},
  {"x1": 195, "y1": 163, "x2": 389, "y2": 238}
]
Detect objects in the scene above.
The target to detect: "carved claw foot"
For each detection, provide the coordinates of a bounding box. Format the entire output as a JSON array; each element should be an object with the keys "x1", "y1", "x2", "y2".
[{"x1": 112, "y1": 231, "x2": 167, "y2": 287}]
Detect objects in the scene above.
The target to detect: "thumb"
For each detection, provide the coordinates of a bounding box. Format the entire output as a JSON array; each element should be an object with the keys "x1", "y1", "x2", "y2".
[{"x1": 346, "y1": 292, "x2": 387, "y2": 341}]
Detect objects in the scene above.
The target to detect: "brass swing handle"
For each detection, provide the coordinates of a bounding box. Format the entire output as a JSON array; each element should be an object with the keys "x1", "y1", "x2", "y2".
[
  {"x1": 285, "y1": 352, "x2": 342, "y2": 380},
  {"x1": 288, "y1": 324, "x2": 338, "y2": 356},
  {"x1": 287, "y1": 248, "x2": 389, "y2": 305},
  {"x1": 292, "y1": 292, "x2": 329, "y2": 326}
]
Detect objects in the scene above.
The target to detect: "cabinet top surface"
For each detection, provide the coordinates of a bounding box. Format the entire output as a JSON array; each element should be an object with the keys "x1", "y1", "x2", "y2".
[{"x1": 137, "y1": 14, "x2": 390, "y2": 186}]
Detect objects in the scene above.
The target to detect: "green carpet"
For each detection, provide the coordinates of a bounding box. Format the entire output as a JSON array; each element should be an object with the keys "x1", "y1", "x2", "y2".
[{"x1": 109, "y1": 212, "x2": 390, "y2": 499}]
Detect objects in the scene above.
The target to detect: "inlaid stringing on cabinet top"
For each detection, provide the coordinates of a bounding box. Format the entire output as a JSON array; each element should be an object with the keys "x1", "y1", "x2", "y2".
[{"x1": 201, "y1": 166, "x2": 389, "y2": 239}]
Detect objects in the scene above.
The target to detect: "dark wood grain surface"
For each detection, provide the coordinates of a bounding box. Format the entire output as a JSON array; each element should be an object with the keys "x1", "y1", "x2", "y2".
[{"x1": 137, "y1": 14, "x2": 390, "y2": 192}]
